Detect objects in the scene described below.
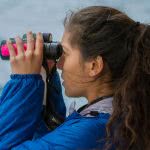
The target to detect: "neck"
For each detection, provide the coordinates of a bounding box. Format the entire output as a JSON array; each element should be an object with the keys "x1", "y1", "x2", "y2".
[{"x1": 85, "y1": 81, "x2": 114, "y2": 104}]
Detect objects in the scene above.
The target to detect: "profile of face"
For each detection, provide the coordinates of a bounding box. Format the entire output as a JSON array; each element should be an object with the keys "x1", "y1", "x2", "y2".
[
  {"x1": 57, "y1": 32, "x2": 87, "y2": 97},
  {"x1": 57, "y1": 32, "x2": 103, "y2": 98}
]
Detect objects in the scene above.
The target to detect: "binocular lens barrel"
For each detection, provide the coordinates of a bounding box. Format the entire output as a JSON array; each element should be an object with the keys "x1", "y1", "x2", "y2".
[
  {"x1": 0, "y1": 33, "x2": 63, "y2": 60},
  {"x1": 44, "y1": 42, "x2": 62, "y2": 60}
]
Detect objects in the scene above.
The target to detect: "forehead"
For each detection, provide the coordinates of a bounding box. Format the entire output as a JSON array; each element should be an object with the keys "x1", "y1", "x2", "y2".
[
  {"x1": 61, "y1": 31, "x2": 85, "y2": 60},
  {"x1": 61, "y1": 31, "x2": 78, "y2": 52},
  {"x1": 61, "y1": 31, "x2": 71, "y2": 47}
]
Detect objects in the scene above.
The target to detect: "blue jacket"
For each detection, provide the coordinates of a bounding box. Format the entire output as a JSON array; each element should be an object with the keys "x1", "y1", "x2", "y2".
[{"x1": 0, "y1": 73, "x2": 110, "y2": 150}]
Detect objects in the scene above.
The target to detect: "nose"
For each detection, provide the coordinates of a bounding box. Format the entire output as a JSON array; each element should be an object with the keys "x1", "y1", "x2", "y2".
[{"x1": 57, "y1": 54, "x2": 64, "y2": 70}]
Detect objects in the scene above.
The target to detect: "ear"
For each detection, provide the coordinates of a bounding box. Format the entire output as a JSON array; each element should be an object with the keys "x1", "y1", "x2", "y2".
[{"x1": 88, "y1": 56, "x2": 104, "y2": 77}]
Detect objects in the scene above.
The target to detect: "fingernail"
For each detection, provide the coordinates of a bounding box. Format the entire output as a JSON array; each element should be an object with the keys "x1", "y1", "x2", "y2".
[
  {"x1": 37, "y1": 32, "x2": 42, "y2": 36},
  {"x1": 28, "y1": 31, "x2": 32, "y2": 35},
  {"x1": 7, "y1": 39, "x2": 12, "y2": 44}
]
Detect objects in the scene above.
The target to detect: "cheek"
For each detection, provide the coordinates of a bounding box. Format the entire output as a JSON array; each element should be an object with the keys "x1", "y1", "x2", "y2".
[
  {"x1": 63, "y1": 57, "x2": 83, "y2": 87},
  {"x1": 63, "y1": 59, "x2": 74, "y2": 71},
  {"x1": 62, "y1": 55, "x2": 87, "y2": 97},
  {"x1": 63, "y1": 55, "x2": 83, "y2": 80}
]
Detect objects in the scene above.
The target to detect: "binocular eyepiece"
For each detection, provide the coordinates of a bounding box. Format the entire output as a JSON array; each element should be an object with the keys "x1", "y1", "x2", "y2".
[{"x1": 0, "y1": 33, "x2": 63, "y2": 60}]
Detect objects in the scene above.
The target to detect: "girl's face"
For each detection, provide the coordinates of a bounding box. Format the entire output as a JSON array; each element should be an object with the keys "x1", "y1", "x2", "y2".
[{"x1": 57, "y1": 32, "x2": 90, "y2": 98}]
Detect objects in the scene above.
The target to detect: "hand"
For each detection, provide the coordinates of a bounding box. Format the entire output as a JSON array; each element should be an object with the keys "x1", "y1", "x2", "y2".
[{"x1": 7, "y1": 32, "x2": 43, "y2": 74}]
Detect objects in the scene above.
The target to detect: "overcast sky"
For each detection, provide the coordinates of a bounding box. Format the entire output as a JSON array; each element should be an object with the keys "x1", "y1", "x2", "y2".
[
  {"x1": 0, "y1": 0, "x2": 150, "y2": 113},
  {"x1": 1, "y1": 0, "x2": 150, "y2": 85}
]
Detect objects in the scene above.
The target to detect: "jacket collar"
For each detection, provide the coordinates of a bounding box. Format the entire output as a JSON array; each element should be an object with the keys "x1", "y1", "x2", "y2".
[{"x1": 69, "y1": 97, "x2": 113, "y2": 117}]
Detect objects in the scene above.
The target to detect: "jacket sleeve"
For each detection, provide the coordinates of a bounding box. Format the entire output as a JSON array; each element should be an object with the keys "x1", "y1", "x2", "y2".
[
  {"x1": 11, "y1": 114, "x2": 109, "y2": 150},
  {"x1": 33, "y1": 71, "x2": 66, "y2": 139},
  {"x1": 0, "y1": 74, "x2": 45, "y2": 150}
]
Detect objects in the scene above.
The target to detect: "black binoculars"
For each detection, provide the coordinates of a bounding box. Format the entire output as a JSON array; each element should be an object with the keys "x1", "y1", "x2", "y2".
[{"x1": 0, "y1": 33, "x2": 63, "y2": 60}]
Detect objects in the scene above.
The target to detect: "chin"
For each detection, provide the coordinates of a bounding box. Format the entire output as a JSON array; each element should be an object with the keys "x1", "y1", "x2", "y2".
[
  {"x1": 64, "y1": 90, "x2": 82, "y2": 98},
  {"x1": 64, "y1": 90, "x2": 73, "y2": 97}
]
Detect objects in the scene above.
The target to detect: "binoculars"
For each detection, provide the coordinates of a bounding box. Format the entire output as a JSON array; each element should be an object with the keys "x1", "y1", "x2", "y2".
[{"x1": 0, "y1": 33, "x2": 63, "y2": 60}]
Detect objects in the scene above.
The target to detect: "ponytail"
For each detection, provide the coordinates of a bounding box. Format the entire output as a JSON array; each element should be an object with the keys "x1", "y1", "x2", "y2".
[
  {"x1": 107, "y1": 24, "x2": 150, "y2": 150},
  {"x1": 63, "y1": 6, "x2": 150, "y2": 149}
]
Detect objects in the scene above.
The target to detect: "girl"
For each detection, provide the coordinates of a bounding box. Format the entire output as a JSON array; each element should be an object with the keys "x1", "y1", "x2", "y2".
[{"x1": 0, "y1": 6, "x2": 149, "y2": 150}]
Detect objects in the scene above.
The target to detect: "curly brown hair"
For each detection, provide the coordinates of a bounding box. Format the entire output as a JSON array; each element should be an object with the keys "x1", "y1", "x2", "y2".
[{"x1": 64, "y1": 6, "x2": 150, "y2": 150}]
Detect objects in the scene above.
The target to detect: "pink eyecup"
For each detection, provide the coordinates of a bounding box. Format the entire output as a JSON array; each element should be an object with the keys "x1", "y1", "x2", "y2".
[{"x1": 1, "y1": 43, "x2": 27, "y2": 57}]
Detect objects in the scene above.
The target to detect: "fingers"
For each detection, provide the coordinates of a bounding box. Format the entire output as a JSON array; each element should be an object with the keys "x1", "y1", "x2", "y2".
[
  {"x1": 6, "y1": 32, "x2": 43, "y2": 74},
  {"x1": 27, "y1": 31, "x2": 35, "y2": 52},
  {"x1": 15, "y1": 36, "x2": 25, "y2": 57},
  {"x1": 35, "y1": 32, "x2": 43, "y2": 59},
  {"x1": 7, "y1": 32, "x2": 43, "y2": 64},
  {"x1": 7, "y1": 39, "x2": 16, "y2": 62}
]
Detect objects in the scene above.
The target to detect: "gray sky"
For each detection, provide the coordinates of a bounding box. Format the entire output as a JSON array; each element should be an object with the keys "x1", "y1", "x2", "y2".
[
  {"x1": 1, "y1": 0, "x2": 150, "y2": 85},
  {"x1": 0, "y1": 0, "x2": 150, "y2": 112}
]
